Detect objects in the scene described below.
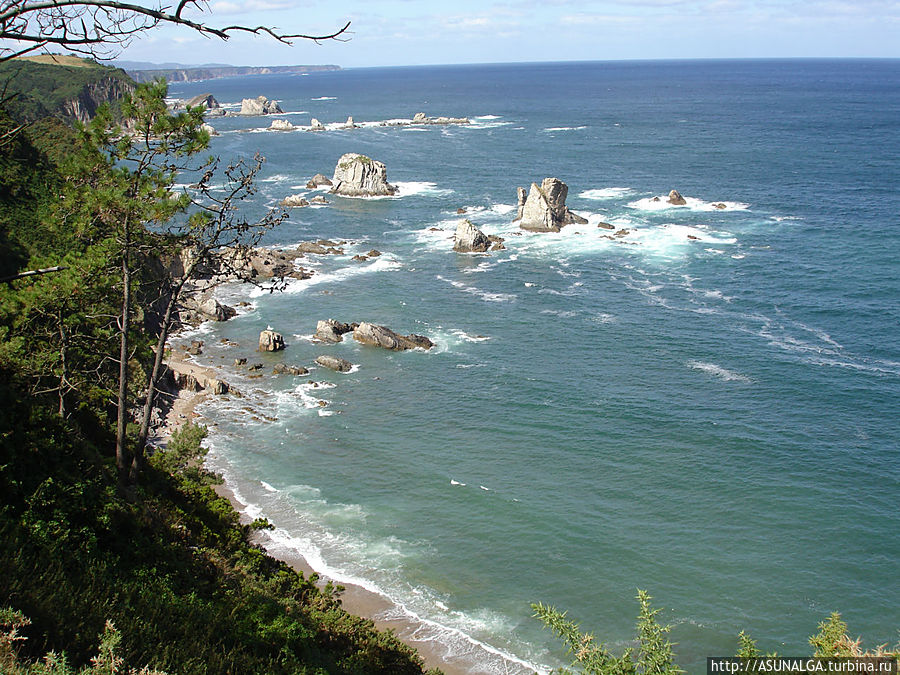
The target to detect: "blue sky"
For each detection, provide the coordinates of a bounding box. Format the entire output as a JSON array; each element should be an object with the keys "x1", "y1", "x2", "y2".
[{"x1": 123, "y1": 0, "x2": 900, "y2": 67}]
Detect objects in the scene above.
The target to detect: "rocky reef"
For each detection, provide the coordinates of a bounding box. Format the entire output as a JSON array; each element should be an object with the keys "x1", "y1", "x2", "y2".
[{"x1": 330, "y1": 153, "x2": 397, "y2": 197}]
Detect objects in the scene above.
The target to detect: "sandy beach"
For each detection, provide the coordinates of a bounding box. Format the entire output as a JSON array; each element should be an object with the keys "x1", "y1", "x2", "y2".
[{"x1": 155, "y1": 354, "x2": 496, "y2": 675}]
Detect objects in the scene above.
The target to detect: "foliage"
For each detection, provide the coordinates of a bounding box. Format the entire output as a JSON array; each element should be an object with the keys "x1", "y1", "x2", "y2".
[{"x1": 532, "y1": 591, "x2": 681, "y2": 674}]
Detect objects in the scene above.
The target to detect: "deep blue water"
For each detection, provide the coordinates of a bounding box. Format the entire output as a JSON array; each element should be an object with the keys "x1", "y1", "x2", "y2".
[{"x1": 167, "y1": 60, "x2": 900, "y2": 673}]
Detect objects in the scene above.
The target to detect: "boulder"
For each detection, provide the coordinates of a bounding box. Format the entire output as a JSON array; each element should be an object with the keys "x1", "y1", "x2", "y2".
[
  {"x1": 200, "y1": 122, "x2": 218, "y2": 136},
  {"x1": 240, "y1": 95, "x2": 282, "y2": 115},
  {"x1": 413, "y1": 112, "x2": 428, "y2": 123},
  {"x1": 179, "y1": 293, "x2": 235, "y2": 325},
  {"x1": 280, "y1": 194, "x2": 309, "y2": 207},
  {"x1": 712, "y1": 202, "x2": 727, "y2": 210},
  {"x1": 234, "y1": 357, "x2": 247, "y2": 366},
  {"x1": 367, "y1": 249, "x2": 382, "y2": 258},
  {"x1": 340, "y1": 116, "x2": 358, "y2": 129},
  {"x1": 297, "y1": 241, "x2": 328, "y2": 255},
  {"x1": 330, "y1": 153, "x2": 397, "y2": 197},
  {"x1": 517, "y1": 178, "x2": 588, "y2": 232},
  {"x1": 309, "y1": 118, "x2": 326, "y2": 131},
  {"x1": 456, "y1": 207, "x2": 467, "y2": 214},
  {"x1": 310, "y1": 195, "x2": 329, "y2": 204},
  {"x1": 306, "y1": 173, "x2": 333, "y2": 189},
  {"x1": 667, "y1": 189, "x2": 687, "y2": 206},
  {"x1": 597, "y1": 221, "x2": 615, "y2": 230},
  {"x1": 258, "y1": 329, "x2": 285, "y2": 352},
  {"x1": 273, "y1": 363, "x2": 309, "y2": 376},
  {"x1": 453, "y1": 219, "x2": 491, "y2": 253},
  {"x1": 353, "y1": 322, "x2": 433, "y2": 351},
  {"x1": 315, "y1": 355, "x2": 353, "y2": 372},
  {"x1": 269, "y1": 119, "x2": 295, "y2": 131},
  {"x1": 314, "y1": 319, "x2": 353, "y2": 343}
]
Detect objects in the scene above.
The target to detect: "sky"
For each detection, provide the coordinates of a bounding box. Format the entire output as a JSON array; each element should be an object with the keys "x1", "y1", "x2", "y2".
[{"x1": 105, "y1": 0, "x2": 900, "y2": 67}]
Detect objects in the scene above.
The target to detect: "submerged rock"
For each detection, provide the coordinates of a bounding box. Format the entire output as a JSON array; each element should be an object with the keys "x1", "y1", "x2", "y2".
[
  {"x1": 330, "y1": 153, "x2": 397, "y2": 197},
  {"x1": 258, "y1": 329, "x2": 285, "y2": 352},
  {"x1": 315, "y1": 355, "x2": 353, "y2": 372},
  {"x1": 353, "y1": 322, "x2": 433, "y2": 351},
  {"x1": 273, "y1": 363, "x2": 309, "y2": 376},
  {"x1": 453, "y1": 219, "x2": 491, "y2": 253},
  {"x1": 516, "y1": 178, "x2": 587, "y2": 232}
]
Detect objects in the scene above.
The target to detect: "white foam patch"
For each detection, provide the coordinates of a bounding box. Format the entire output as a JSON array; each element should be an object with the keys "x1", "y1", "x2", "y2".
[
  {"x1": 687, "y1": 360, "x2": 752, "y2": 383},
  {"x1": 394, "y1": 181, "x2": 454, "y2": 197},
  {"x1": 248, "y1": 255, "x2": 402, "y2": 297},
  {"x1": 628, "y1": 195, "x2": 750, "y2": 212},
  {"x1": 579, "y1": 187, "x2": 635, "y2": 200},
  {"x1": 436, "y1": 275, "x2": 516, "y2": 303},
  {"x1": 543, "y1": 126, "x2": 587, "y2": 132},
  {"x1": 311, "y1": 96, "x2": 336, "y2": 100}
]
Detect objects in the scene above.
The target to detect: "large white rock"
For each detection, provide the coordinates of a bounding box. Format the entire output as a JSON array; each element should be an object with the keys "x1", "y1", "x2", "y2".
[
  {"x1": 269, "y1": 119, "x2": 294, "y2": 131},
  {"x1": 240, "y1": 95, "x2": 283, "y2": 115},
  {"x1": 258, "y1": 329, "x2": 285, "y2": 352},
  {"x1": 330, "y1": 153, "x2": 397, "y2": 197}
]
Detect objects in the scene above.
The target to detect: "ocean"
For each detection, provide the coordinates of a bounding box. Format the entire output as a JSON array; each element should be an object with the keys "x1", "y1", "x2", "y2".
[{"x1": 166, "y1": 60, "x2": 900, "y2": 673}]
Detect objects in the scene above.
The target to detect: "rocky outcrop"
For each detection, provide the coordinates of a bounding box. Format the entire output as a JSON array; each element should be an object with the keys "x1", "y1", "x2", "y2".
[
  {"x1": 314, "y1": 319, "x2": 354, "y2": 343},
  {"x1": 187, "y1": 93, "x2": 220, "y2": 110},
  {"x1": 410, "y1": 112, "x2": 469, "y2": 125},
  {"x1": 516, "y1": 178, "x2": 588, "y2": 232},
  {"x1": 269, "y1": 119, "x2": 295, "y2": 131},
  {"x1": 309, "y1": 118, "x2": 326, "y2": 131},
  {"x1": 339, "y1": 116, "x2": 358, "y2": 129},
  {"x1": 330, "y1": 153, "x2": 397, "y2": 197},
  {"x1": 280, "y1": 194, "x2": 309, "y2": 207},
  {"x1": 315, "y1": 355, "x2": 353, "y2": 372},
  {"x1": 273, "y1": 363, "x2": 309, "y2": 376},
  {"x1": 178, "y1": 291, "x2": 236, "y2": 326},
  {"x1": 306, "y1": 174, "x2": 333, "y2": 189},
  {"x1": 166, "y1": 359, "x2": 230, "y2": 395},
  {"x1": 353, "y1": 322, "x2": 434, "y2": 351},
  {"x1": 240, "y1": 95, "x2": 283, "y2": 115},
  {"x1": 200, "y1": 122, "x2": 218, "y2": 136},
  {"x1": 61, "y1": 75, "x2": 135, "y2": 125},
  {"x1": 667, "y1": 189, "x2": 687, "y2": 205},
  {"x1": 258, "y1": 329, "x2": 285, "y2": 352},
  {"x1": 453, "y1": 219, "x2": 491, "y2": 253},
  {"x1": 127, "y1": 64, "x2": 341, "y2": 84}
]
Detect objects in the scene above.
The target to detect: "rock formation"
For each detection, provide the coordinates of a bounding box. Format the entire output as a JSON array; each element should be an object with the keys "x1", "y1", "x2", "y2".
[
  {"x1": 353, "y1": 322, "x2": 434, "y2": 351},
  {"x1": 516, "y1": 178, "x2": 588, "y2": 232},
  {"x1": 179, "y1": 292, "x2": 236, "y2": 326},
  {"x1": 258, "y1": 329, "x2": 285, "y2": 352},
  {"x1": 306, "y1": 174, "x2": 333, "y2": 189},
  {"x1": 315, "y1": 355, "x2": 353, "y2": 372},
  {"x1": 309, "y1": 118, "x2": 326, "y2": 131},
  {"x1": 269, "y1": 119, "x2": 295, "y2": 131},
  {"x1": 330, "y1": 153, "x2": 397, "y2": 197},
  {"x1": 667, "y1": 189, "x2": 687, "y2": 205},
  {"x1": 200, "y1": 123, "x2": 218, "y2": 136},
  {"x1": 280, "y1": 194, "x2": 309, "y2": 207},
  {"x1": 187, "y1": 93, "x2": 220, "y2": 110},
  {"x1": 273, "y1": 363, "x2": 309, "y2": 376},
  {"x1": 453, "y1": 219, "x2": 491, "y2": 253},
  {"x1": 240, "y1": 95, "x2": 283, "y2": 115},
  {"x1": 314, "y1": 319, "x2": 354, "y2": 343}
]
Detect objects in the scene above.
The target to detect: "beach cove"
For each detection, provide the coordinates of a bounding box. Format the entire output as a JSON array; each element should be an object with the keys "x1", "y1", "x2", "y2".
[{"x1": 159, "y1": 60, "x2": 899, "y2": 673}]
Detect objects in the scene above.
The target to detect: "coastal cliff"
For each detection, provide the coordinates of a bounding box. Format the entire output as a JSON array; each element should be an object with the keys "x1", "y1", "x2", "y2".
[{"x1": 128, "y1": 64, "x2": 341, "y2": 83}]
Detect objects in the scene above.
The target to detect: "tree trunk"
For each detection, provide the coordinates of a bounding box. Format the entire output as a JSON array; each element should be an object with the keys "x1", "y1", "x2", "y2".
[{"x1": 116, "y1": 231, "x2": 132, "y2": 482}]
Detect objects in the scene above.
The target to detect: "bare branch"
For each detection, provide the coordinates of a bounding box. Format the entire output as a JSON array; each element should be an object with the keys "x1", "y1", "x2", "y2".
[{"x1": 1, "y1": 265, "x2": 68, "y2": 283}]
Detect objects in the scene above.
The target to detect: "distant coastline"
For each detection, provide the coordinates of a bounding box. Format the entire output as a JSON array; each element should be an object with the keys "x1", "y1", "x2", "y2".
[{"x1": 127, "y1": 64, "x2": 341, "y2": 83}]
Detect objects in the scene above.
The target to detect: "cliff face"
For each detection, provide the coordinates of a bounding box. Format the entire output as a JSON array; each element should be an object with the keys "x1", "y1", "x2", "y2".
[{"x1": 60, "y1": 75, "x2": 135, "y2": 124}]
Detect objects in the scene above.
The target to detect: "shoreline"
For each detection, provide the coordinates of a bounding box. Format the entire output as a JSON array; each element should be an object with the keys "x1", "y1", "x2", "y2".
[{"x1": 155, "y1": 355, "x2": 535, "y2": 675}]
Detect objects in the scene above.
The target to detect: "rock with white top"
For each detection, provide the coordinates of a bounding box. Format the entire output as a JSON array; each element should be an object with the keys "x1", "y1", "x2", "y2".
[
  {"x1": 309, "y1": 118, "x2": 326, "y2": 131},
  {"x1": 240, "y1": 95, "x2": 283, "y2": 115},
  {"x1": 258, "y1": 329, "x2": 285, "y2": 352},
  {"x1": 269, "y1": 119, "x2": 294, "y2": 131},
  {"x1": 667, "y1": 189, "x2": 687, "y2": 205}
]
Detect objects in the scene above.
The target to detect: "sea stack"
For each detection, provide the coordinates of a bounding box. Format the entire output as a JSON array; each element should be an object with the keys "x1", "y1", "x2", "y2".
[
  {"x1": 353, "y1": 322, "x2": 433, "y2": 351},
  {"x1": 330, "y1": 153, "x2": 397, "y2": 197},
  {"x1": 240, "y1": 95, "x2": 283, "y2": 115},
  {"x1": 258, "y1": 329, "x2": 285, "y2": 352},
  {"x1": 516, "y1": 178, "x2": 588, "y2": 232},
  {"x1": 453, "y1": 219, "x2": 491, "y2": 253},
  {"x1": 667, "y1": 189, "x2": 687, "y2": 205}
]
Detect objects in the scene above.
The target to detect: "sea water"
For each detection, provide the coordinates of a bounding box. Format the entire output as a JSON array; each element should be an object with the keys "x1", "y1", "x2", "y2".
[{"x1": 166, "y1": 60, "x2": 900, "y2": 673}]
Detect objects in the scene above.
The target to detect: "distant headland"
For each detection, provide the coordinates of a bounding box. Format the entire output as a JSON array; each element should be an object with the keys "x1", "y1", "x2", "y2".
[{"x1": 119, "y1": 61, "x2": 341, "y2": 83}]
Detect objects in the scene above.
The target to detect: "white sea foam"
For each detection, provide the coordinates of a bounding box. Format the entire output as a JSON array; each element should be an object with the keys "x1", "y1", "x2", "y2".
[
  {"x1": 436, "y1": 275, "x2": 516, "y2": 303},
  {"x1": 473, "y1": 115, "x2": 501, "y2": 120},
  {"x1": 628, "y1": 195, "x2": 750, "y2": 212},
  {"x1": 579, "y1": 187, "x2": 635, "y2": 200},
  {"x1": 261, "y1": 481, "x2": 278, "y2": 493},
  {"x1": 543, "y1": 125, "x2": 587, "y2": 132},
  {"x1": 450, "y1": 479, "x2": 466, "y2": 486},
  {"x1": 248, "y1": 255, "x2": 402, "y2": 297},
  {"x1": 687, "y1": 360, "x2": 752, "y2": 383},
  {"x1": 311, "y1": 96, "x2": 336, "y2": 100},
  {"x1": 394, "y1": 181, "x2": 454, "y2": 197}
]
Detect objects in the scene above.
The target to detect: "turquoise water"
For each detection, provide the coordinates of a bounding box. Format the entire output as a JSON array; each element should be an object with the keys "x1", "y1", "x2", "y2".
[{"x1": 167, "y1": 60, "x2": 900, "y2": 673}]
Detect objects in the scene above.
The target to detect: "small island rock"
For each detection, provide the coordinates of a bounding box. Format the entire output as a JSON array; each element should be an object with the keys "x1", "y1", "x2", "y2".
[
  {"x1": 353, "y1": 322, "x2": 433, "y2": 351},
  {"x1": 314, "y1": 319, "x2": 353, "y2": 343},
  {"x1": 280, "y1": 194, "x2": 309, "y2": 207},
  {"x1": 516, "y1": 178, "x2": 587, "y2": 232},
  {"x1": 240, "y1": 95, "x2": 283, "y2": 115},
  {"x1": 306, "y1": 173, "x2": 333, "y2": 189},
  {"x1": 315, "y1": 355, "x2": 353, "y2": 372},
  {"x1": 330, "y1": 153, "x2": 397, "y2": 197},
  {"x1": 259, "y1": 329, "x2": 285, "y2": 352},
  {"x1": 667, "y1": 189, "x2": 687, "y2": 206},
  {"x1": 269, "y1": 119, "x2": 295, "y2": 131},
  {"x1": 453, "y1": 219, "x2": 491, "y2": 253}
]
